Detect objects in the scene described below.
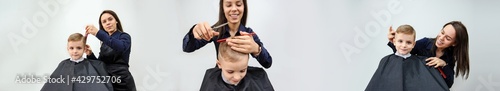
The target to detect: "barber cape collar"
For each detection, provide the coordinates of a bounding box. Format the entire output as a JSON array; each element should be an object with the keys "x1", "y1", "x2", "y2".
[
  {"x1": 70, "y1": 57, "x2": 84, "y2": 63},
  {"x1": 395, "y1": 51, "x2": 411, "y2": 59}
]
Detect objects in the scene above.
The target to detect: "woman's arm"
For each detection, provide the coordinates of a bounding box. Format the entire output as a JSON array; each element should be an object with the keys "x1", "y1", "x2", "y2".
[
  {"x1": 247, "y1": 29, "x2": 272, "y2": 69},
  {"x1": 387, "y1": 42, "x2": 397, "y2": 53},
  {"x1": 87, "y1": 53, "x2": 98, "y2": 60},
  {"x1": 183, "y1": 25, "x2": 211, "y2": 52},
  {"x1": 85, "y1": 44, "x2": 97, "y2": 60},
  {"x1": 95, "y1": 30, "x2": 131, "y2": 53}
]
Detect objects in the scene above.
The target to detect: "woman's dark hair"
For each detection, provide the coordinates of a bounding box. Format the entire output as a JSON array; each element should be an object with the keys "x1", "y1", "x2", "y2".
[
  {"x1": 441, "y1": 21, "x2": 470, "y2": 79},
  {"x1": 215, "y1": 0, "x2": 248, "y2": 38},
  {"x1": 98, "y1": 10, "x2": 124, "y2": 32}
]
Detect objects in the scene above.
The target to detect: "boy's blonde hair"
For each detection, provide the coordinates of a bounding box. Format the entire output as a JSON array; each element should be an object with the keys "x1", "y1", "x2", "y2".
[
  {"x1": 67, "y1": 33, "x2": 86, "y2": 45},
  {"x1": 218, "y1": 41, "x2": 248, "y2": 62},
  {"x1": 396, "y1": 24, "x2": 416, "y2": 39}
]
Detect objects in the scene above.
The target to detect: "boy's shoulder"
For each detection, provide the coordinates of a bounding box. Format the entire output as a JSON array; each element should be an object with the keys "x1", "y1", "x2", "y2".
[
  {"x1": 56, "y1": 58, "x2": 71, "y2": 65},
  {"x1": 242, "y1": 66, "x2": 274, "y2": 91},
  {"x1": 61, "y1": 58, "x2": 71, "y2": 62},
  {"x1": 245, "y1": 66, "x2": 267, "y2": 79},
  {"x1": 381, "y1": 54, "x2": 396, "y2": 60},
  {"x1": 380, "y1": 54, "x2": 428, "y2": 60},
  {"x1": 204, "y1": 67, "x2": 222, "y2": 79},
  {"x1": 409, "y1": 55, "x2": 428, "y2": 60},
  {"x1": 85, "y1": 58, "x2": 104, "y2": 63}
]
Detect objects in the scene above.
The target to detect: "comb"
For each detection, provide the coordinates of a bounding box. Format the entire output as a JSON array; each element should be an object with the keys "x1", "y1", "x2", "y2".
[{"x1": 216, "y1": 33, "x2": 256, "y2": 43}]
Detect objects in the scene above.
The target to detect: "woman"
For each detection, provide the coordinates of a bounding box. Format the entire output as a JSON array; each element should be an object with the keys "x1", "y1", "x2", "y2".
[
  {"x1": 182, "y1": 0, "x2": 272, "y2": 68},
  {"x1": 85, "y1": 10, "x2": 136, "y2": 91},
  {"x1": 387, "y1": 21, "x2": 470, "y2": 88}
]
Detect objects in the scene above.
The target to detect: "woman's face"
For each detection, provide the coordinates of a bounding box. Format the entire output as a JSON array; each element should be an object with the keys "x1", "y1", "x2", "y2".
[
  {"x1": 223, "y1": 0, "x2": 244, "y2": 24},
  {"x1": 435, "y1": 25, "x2": 456, "y2": 49},
  {"x1": 100, "y1": 13, "x2": 117, "y2": 34}
]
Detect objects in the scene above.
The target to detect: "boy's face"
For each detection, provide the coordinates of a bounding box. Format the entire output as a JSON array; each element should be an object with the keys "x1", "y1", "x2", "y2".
[
  {"x1": 393, "y1": 33, "x2": 415, "y2": 55},
  {"x1": 217, "y1": 56, "x2": 249, "y2": 85},
  {"x1": 67, "y1": 40, "x2": 85, "y2": 60}
]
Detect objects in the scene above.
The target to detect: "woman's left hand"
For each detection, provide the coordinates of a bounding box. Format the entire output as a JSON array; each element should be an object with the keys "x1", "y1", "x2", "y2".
[
  {"x1": 85, "y1": 24, "x2": 98, "y2": 36},
  {"x1": 226, "y1": 32, "x2": 260, "y2": 55},
  {"x1": 426, "y1": 57, "x2": 447, "y2": 68}
]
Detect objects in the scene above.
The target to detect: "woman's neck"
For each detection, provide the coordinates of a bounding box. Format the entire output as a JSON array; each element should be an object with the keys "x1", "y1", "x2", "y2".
[
  {"x1": 228, "y1": 22, "x2": 240, "y2": 36},
  {"x1": 436, "y1": 47, "x2": 445, "y2": 57},
  {"x1": 108, "y1": 29, "x2": 116, "y2": 36},
  {"x1": 436, "y1": 47, "x2": 445, "y2": 52}
]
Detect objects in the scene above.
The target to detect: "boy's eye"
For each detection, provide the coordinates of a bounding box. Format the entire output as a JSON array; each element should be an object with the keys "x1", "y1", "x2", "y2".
[
  {"x1": 406, "y1": 41, "x2": 412, "y2": 44},
  {"x1": 227, "y1": 71, "x2": 234, "y2": 74},
  {"x1": 240, "y1": 70, "x2": 245, "y2": 73},
  {"x1": 76, "y1": 47, "x2": 82, "y2": 50},
  {"x1": 398, "y1": 40, "x2": 403, "y2": 43}
]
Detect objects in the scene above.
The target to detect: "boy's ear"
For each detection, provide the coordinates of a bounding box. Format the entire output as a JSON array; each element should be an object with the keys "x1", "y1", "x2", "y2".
[{"x1": 216, "y1": 60, "x2": 222, "y2": 69}]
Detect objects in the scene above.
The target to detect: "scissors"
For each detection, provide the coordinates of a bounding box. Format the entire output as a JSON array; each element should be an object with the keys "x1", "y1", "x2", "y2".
[{"x1": 211, "y1": 22, "x2": 229, "y2": 32}]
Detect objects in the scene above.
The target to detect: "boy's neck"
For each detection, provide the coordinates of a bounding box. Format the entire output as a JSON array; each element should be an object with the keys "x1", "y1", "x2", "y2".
[
  {"x1": 70, "y1": 57, "x2": 84, "y2": 63},
  {"x1": 395, "y1": 51, "x2": 411, "y2": 59}
]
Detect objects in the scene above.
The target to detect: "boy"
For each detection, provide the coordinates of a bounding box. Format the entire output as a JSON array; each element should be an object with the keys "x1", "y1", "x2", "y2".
[
  {"x1": 41, "y1": 33, "x2": 112, "y2": 91},
  {"x1": 365, "y1": 25, "x2": 449, "y2": 91},
  {"x1": 200, "y1": 40, "x2": 274, "y2": 91}
]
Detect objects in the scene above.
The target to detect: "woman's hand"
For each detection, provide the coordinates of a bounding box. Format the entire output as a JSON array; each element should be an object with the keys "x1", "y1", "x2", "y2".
[
  {"x1": 193, "y1": 22, "x2": 219, "y2": 41},
  {"x1": 388, "y1": 26, "x2": 395, "y2": 43},
  {"x1": 226, "y1": 32, "x2": 260, "y2": 55},
  {"x1": 85, "y1": 24, "x2": 98, "y2": 36},
  {"x1": 85, "y1": 44, "x2": 93, "y2": 55},
  {"x1": 426, "y1": 57, "x2": 447, "y2": 68}
]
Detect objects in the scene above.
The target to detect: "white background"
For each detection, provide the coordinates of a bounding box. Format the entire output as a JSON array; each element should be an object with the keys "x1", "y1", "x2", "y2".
[{"x1": 1, "y1": 0, "x2": 499, "y2": 91}]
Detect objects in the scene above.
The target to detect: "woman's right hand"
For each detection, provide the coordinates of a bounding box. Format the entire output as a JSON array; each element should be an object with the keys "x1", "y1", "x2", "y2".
[
  {"x1": 85, "y1": 24, "x2": 98, "y2": 36},
  {"x1": 387, "y1": 26, "x2": 395, "y2": 43},
  {"x1": 193, "y1": 22, "x2": 219, "y2": 41}
]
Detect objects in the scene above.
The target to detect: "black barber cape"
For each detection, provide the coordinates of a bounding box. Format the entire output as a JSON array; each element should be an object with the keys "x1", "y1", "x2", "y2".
[
  {"x1": 41, "y1": 58, "x2": 113, "y2": 91},
  {"x1": 365, "y1": 54, "x2": 449, "y2": 91},
  {"x1": 200, "y1": 66, "x2": 274, "y2": 91}
]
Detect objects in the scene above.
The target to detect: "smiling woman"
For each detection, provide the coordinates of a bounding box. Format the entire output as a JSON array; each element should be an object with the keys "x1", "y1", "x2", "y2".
[
  {"x1": 182, "y1": 0, "x2": 273, "y2": 69},
  {"x1": 387, "y1": 21, "x2": 470, "y2": 88},
  {"x1": 85, "y1": 10, "x2": 136, "y2": 91},
  {"x1": 182, "y1": 0, "x2": 274, "y2": 90}
]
